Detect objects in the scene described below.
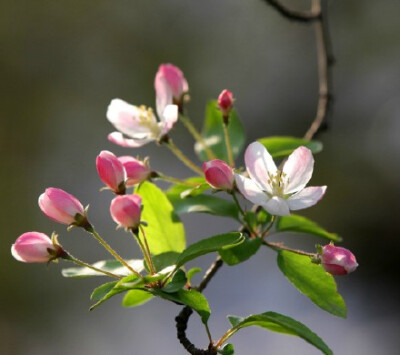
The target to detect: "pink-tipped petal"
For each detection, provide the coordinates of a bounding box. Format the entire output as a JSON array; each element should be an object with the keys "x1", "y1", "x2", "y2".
[
  {"x1": 11, "y1": 232, "x2": 56, "y2": 263},
  {"x1": 287, "y1": 186, "x2": 327, "y2": 211},
  {"x1": 96, "y1": 151, "x2": 126, "y2": 192},
  {"x1": 321, "y1": 244, "x2": 358, "y2": 275},
  {"x1": 235, "y1": 173, "x2": 269, "y2": 206},
  {"x1": 118, "y1": 156, "x2": 151, "y2": 187},
  {"x1": 108, "y1": 132, "x2": 153, "y2": 148},
  {"x1": 262, "y1": 195, "x2": 290, "y2": 216},
  {"x1": 203, "y1": 160, "x2": 234, "y2": 190},
  {"x1": 155, "y1": 76, "x2": 174, "y2": 120},
  {"x1": 245, "y1": 142, "x2": 277, "y2": 193},
  {"x1": 39, "y1": 188, "x2": 84, "y2": 225},
  {"x1": 283, "y1": 146, "x2": 314, "y2": 194},
  {"x1": 155, "y1": 63, "x2": 188, "y2": 101},
  {"x1": 110, "y1": 194, "x2": 142, "y2": 229}
]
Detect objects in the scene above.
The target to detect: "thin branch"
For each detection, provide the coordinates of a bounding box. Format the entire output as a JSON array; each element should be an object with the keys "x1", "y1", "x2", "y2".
[
  {"x1": 263, "y1": 0, "x2": 321, "y2": 22},
  {"x1": 304, "y1": 0, "x2": 334, "y2": 140}
]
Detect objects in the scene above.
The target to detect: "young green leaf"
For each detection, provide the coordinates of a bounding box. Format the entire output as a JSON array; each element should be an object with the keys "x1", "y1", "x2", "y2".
[
  {"x1": 62, "y1": 259, "x2": 144, "y2": 278},
  {"x1": 277, "y1": 251, "x2": 347, "y2": 318},
  {"x1": 186, "y1": 267, "x2": 202, "y2": 283},
  {"x1": 276, "y1": 214, "x2": 342, "y2": 242},
  {"x1": 195, "y1": 100, "x2": 245, "y2": 162},
  {"x1": 219, "y1": 237, "x2": 262, "y2": 266},
  {"x1": 122, "y1": 290, "x2": 153, "y2": 307},
  {"x1": 151, "y1": 252, "x2": 180, "y2": 272},
  {"x1": 136, "y1": 182, "x2": 186, "y2": 255},
  {"x1": 162, "y1": 269, "x2": 187, "y2": 293},
  {"x1": 91, "y1": 281, "x2": 118, "y2": 302},
  {"x1": 175, "y1": 232, "x2": 245, "y2": 269},
  {"x1": 218, "y1": 343, "x2": 235, "y2": 355},
  {"x1": 223, "y1": 312, "x2": 332, "y2": 355},
  {"x1": 151, "y1": 289, "x2": 211, "y2": 325},
  {"x1": 258, "y1": 136, "x2": 322, "y2": 159}
]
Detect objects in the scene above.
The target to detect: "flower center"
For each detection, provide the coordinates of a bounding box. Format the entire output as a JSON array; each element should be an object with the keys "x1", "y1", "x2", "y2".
[
  {"x1": 137, "y1": 105, "x2": 161, "y2": 137},
  {"x1": 267, "y1": 171, "x2": 287, "y2": 197}
]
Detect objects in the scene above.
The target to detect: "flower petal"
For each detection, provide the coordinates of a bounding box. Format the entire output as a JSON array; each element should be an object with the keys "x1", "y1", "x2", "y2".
[
  {"x1": 244, "y1": 142, "x2": 277, "y2": 193},
  {"x1": 235, "y1": 173, "x2": 269, "y2": 206},
  {"x1": 155, "y1": 76, "x2": 173, "y2": 120},
  {"x1": 107, "y1": 99, "x2": 155, "y2": 137},
  {"x1": 160, "y1": 104, "x2": 178, "y2": 136},
  {"x1": 108, "y1": 132, "x2": 153, "y2": 148},
  {"x1": 262, "y1": 196, "x2": 290, "y2": 216},
  {"x1": 283, "y1": 146, "x2": 314, "y2": 194},
  {"x1": 287, "y1": 186, "x2": 327, "y2": 211}
]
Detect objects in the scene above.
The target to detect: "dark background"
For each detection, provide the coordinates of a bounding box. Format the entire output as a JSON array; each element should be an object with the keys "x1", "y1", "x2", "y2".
[{"x1": 1, "y1": 0, "x2": 400, "y2": 354}]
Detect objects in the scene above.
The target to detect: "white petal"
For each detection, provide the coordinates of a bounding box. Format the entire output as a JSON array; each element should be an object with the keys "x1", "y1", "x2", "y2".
[
  {"x1": 262, "y1": 196, "x2": 290, "y2": 216},
  {"x1": 108, "y1": 132, "x2": 153, "y2": 148},
  {"x1": 245, "y1": 142, "x2": 277, "y2": 193},
  {"x1": 107, "y1": 98, "x2": 154, "y2": 137},
  {"x1": 156, "y1": 76, "x2": 173, "y2": 119},
  {"x1": 235, "y1": 173, "x2": 269, "y2": 206},
  {"x1": 287, "y1": 186, "x2": 327, "y2": 211},
  {"x1": 160, "y1": 104, "x2": 178, "y2": 136},
  {"x1": 283, "y1": 146, "x2": 314, "y2": 194}
]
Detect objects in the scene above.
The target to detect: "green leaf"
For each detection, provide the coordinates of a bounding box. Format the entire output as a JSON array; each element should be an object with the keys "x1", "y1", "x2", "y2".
[
  {"x1": 219, "y1": 237, "x2": 262, "y2": 266},
  {"x1": 218, "y1": 343, "x2": 235, "y2": 355},
  {"x1": 151, "y1": 252, "x2": 180, "y2": 272},
  {"x1": 91, "y1": 281, "x2": 118, "y2": 302},
  {"x1": 224, "y1": 312, "x2": 332, "y2": 355},
  {"x1": 162, "y1": 269, "x2": 187, "y2": 293},
  {"x1": 175, "y1": 232, "x2": 245, "y2": 269},
  {"x1": 258, "y1": 136, "x2": 322, "y2": 159},
  {"x1": 276, "y1": 214, "x2": 342, "y2": 242},
  {"x1": 136, "y1": 182, "x2": 186, "y2": 255},
  {"x1": 277, "y1": 251, "x2": 346, "y2": 318},
  {"x1": 122, "y1": 290, "x2": 153, "y2": 307},
  {"x1": 62, "y1": 259, "x2": 144, "y2": 278},
  {"x1": 195, "y1": 100, "x2": 245, "y2": 162},
  {"x1": 186, "y1": 267, "x2": 202, "y2": 283},
  {"x1": 151, "y1": 289, "x2": 211, "y2": 324}
]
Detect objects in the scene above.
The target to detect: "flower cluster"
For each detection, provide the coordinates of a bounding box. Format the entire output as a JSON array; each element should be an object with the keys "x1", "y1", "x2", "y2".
[{"x1": 11, "y1": 62, "x2": 358, "y2": 355}]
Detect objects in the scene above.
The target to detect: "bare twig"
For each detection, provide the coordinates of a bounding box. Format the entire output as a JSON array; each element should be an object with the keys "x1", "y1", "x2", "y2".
[
  {"x1": 263, "y1": 0, "x2": 321, "y2": 22},
  {"x1": 304, "y1": 0, "x2": 334, "y2": 140}
]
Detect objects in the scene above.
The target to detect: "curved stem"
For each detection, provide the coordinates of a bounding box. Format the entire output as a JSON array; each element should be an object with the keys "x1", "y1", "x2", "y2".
[
  {"x1": 263, "y1": 0, "x2": 321, "y2": 22},
  {"x1": 153, "y1": 172, "x2": 198, "y2": 186},
  {"x1": 84, "y1": 225, "x2": 142, "y2": 279},
  {"x1": 138, "y1": 225, "x2": 156, "y2": 274},
  {"x1": 63, "y1": 253, "x2": 122, "y2": 279},
  {"x1": 164, "y1": 139, "x2": 203, "y2": 175},
  {"x1": 222, "y1": 123, "x2": 235, "y2": 168},
  {"x1": 180, "y1": 114, "x2": 216, "y2": 160},
  {"x1": 231, "y1": 191, "x2": 245, "y2": 218},
  {"x1": 263, "y1": 240, "x2": 316, "y2": 257}
]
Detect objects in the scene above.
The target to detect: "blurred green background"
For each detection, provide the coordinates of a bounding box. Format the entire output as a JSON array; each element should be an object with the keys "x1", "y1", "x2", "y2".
[{"x1": 1, "y1": 0, "x2": 400, "y2": 354}]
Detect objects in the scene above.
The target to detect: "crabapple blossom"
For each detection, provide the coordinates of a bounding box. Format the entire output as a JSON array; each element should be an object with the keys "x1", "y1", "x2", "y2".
[
  {"x1": 110, "y1": 194, "x2": 142, "y2": 229},
  {"x1": 235, "y1": 142, "x2": 326, "y2": 216},
  {"x1": 203, "y1": 159, "x2": 234, "y2": 191},
  {"x1": 96, "y1": 150, "x2": 126, "y2": 194},
  {"x1": 39, "y1": 188, "x2": 85, "y2": 225},
  {"x1": 154, "y1": 63, "x2": 188, "y2": 104},
  {"x1": 320, "y1": 244, "x2": 358, "y2": 275},
  {"x1": 11, "y1": 232, "x2": 61, "y2": 263},
  {"x1": 118, "y1": 156, "x2": 151, "y2": 187},
  {"x1": 107, "y1": 99, "x2": 178, "y2": 148},
  {"x1": 218, "y1": 89, "x2": 234, "y2": 118}
]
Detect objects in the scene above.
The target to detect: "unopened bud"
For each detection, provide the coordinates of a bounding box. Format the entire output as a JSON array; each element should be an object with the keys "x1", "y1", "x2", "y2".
[
  {"x1": 218, "y1": 89, "x2": 234, "y2": 122},
  {"x1": 203, "y1": 159, "x2": 234, "y2": 191},
  {"x1": 118, "y1": 156, "x2": 151, "y2": 187},
  {"x1": 320, "y1": 244, "x2": 358, "y2": 275},
  {"x1": 96, "y1": 150, "x2": 126, "y2": 194},
  {"x1": 110, "y1": 194, "x2": 142, "y2": 230}
]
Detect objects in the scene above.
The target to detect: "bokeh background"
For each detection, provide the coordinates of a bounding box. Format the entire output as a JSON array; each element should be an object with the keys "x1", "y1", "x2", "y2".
[{"x1": 1, "y1": 0, "x2": 400, "y2": 354}]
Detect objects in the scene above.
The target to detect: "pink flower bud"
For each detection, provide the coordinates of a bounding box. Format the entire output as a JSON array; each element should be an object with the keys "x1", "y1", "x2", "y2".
[
  {"x1": 96, "y1": 150, "x2": 126, "y2": 194},
  {"x1": 110, "y1": 194, "x2": 142, "y2": 229},
  {"x1": 11, "y1": 232, "x2": 60, "y2": 263},
  {"x1": 218, "y1": 89, "x2": 234, "y2": 118},
  {"x1": 39, "y1": 188, "x2": 85, "y2": 225},
  {"x1": 118, "y1": 156, "x2": 151, "y2": 187},
  {"x1": 321, "y1": 244, "x2": 358, "y2": 275},
  {"x1": 155, "y1": 63, "x2": 188, "y2": 102},
  {"x1": 203, "y1": 160, "x2": 234, "y2": 190}
]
